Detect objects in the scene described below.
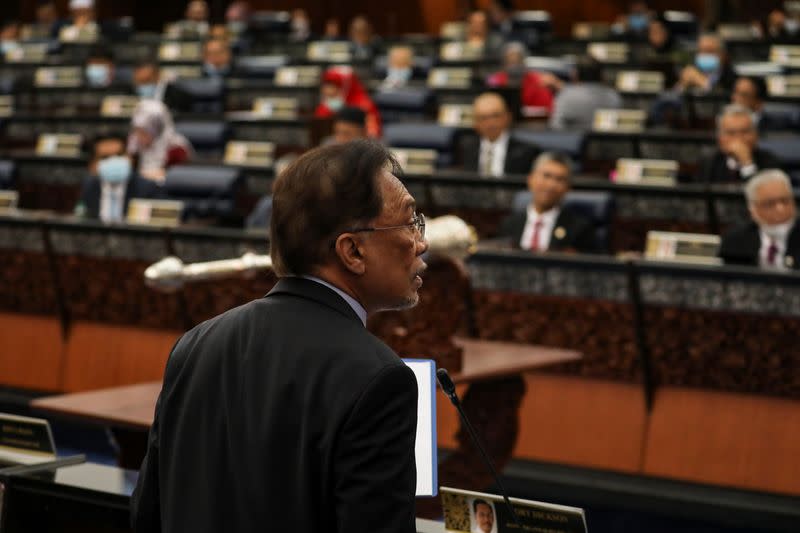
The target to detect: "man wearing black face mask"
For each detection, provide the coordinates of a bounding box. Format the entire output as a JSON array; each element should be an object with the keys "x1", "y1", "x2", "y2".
[{"x1": 74, "y1": 136, "x2": 165, "y2": 222}]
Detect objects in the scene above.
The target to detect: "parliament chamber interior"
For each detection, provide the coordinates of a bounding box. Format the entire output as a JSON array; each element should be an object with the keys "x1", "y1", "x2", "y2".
[{"x1": 2, "y1": 0, "x2": 800, "y2": 531}]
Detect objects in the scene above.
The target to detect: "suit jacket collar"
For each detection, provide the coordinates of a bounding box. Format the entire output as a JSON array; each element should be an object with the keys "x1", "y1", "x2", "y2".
[{"x1": 265, "y1": 277, "x2": 364, "y2": 325}]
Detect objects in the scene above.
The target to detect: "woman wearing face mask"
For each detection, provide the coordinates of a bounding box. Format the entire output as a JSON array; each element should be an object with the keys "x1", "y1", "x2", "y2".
[
  {"x1": 127, "y1": 100, "x2": 194, "y2": 182},
  {"x1": 314, "y1": 67, "x2": 382, "y2": 137},
  {"x1": 75, "y1": 136, "x2": 165, "y2": 222}
]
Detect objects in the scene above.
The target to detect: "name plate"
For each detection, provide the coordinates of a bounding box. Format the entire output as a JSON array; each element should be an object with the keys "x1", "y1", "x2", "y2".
[
  {"x1": 440, "y1": 21, "x2": 467, "y2": 40},
  {"x1": 36, "y1": 133, "x2": 83, "y2": 157},
  {"x1": 593, "y1": 109, "x2": 646, "y2": 132},
  {"x1": 616, "y1": 71, "x2": 665, "y2": 93},
  {"x1": 127, "y1": 199, "x2": 184, "y2": 227},
  {"x1": 274, "y1": 66, "x2": 322, "y2": 87},
  {"x1": 391, "y1": 148, "x2": 437, "y2": 174},
  {"x1": 224, "y1": 141, "x2": 275, "y2": 167},
  {"x1": 58, "y1": 23, "x2": 98, "y2": 43},
  {"x1": 0, "y1": 413, "x2": 57, "y2": 466},
  {"x1": 770, "y1": 45, "x2": 800, "y2": 67},
  {"x1": 0, "y1": 191, "x2": 19, "y2": 214},
  {"x1": 252, "y1": 97, "x2": 299, "y2": 119},
  {"x1": 4, "y1": 42, "x2": 48, "y2": 63},
  {"x1": 160, "y1": 65, "x2": 204, "y2": 81},
  {"x1": 439, "y1": 42, "x2": 483, "y2": 61},
  {"x1": 0, "y1": 95, "x2": 13, "y2": 117},
  {"x1": 34, "y1": 66, "x2": 83, "y2": 88},
  {"x1": 441, "y1": 487, "x2": 587, "y2": 533},
  {"x1": 718, "y1": 24, "x2": 756, "y2": 40},
  {"x1": 572, "y1": 22, "x2": 610, "y2": 39},
  {"x1": 616, "y1": 158, "x2": 678, "y2": 186},
  {"x1": 427, "y1": 67, "x2": 471, "y2": 88},
  {"x1": 767, "y1": 75, "x2": 800, "y2": 97},
  {"x1": 306, "y1": 41, "x2": 352, "y2": 62},
  {"x1": 587, "y1": 42, "x2": 629, "y2": 63},
  {"x1": 645, "y1": 231, "x2": 721, "y2": 265},
  {"x1": 101, "y1": 95, "x2": 141, "y2": 117},
  {"x1": 438, "y1": 104, "x2": 474, "y2": 127},
  {"x1": 159, "y1": 41, "x2": 203, "y2": 62}
]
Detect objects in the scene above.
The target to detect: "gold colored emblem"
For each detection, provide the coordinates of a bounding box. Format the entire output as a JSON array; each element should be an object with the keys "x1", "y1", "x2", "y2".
[{"x1": 554, "y1": 226, "x2": 566, "y2": 239}]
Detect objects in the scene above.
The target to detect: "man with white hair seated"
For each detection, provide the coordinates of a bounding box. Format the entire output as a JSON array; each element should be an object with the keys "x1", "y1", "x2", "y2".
[
  {"x1": 718, "y1": 169, "x2": 800, "y2": 270},
  {"x1": 695, "y1": 104, "x2": 781, "y2": 184}
]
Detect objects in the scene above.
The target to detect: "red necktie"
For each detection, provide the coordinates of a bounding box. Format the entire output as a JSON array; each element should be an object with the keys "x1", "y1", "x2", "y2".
[
  {"x1": 530, "y1": 219, "x2": 543, "y2": 251},
  {"x1": 767, "y1": 239, "x2": 778, "y2": 265}
]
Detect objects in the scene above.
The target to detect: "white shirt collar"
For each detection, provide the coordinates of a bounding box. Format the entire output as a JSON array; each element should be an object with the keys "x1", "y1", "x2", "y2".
[
  {"x1": 300, "y1": 275, "x2": 368, "y2": 326},
  {"x1": 480, "y1": 130, "x2": 510, "y2": 150}
]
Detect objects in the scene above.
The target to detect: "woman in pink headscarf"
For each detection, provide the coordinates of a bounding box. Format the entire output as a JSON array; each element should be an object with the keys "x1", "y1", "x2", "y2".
[
  {"x1": 127, "y1": 99, "x2": 194, "y2": 181},
  {"x1": 314, "y1": 66, "x2": 382, "y2": 137}
]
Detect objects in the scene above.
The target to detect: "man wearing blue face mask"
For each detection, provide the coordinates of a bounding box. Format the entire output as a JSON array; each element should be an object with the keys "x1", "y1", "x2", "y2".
[
  {"x1": 676, "y1": 33, "x2": 736, "y2": 93},
  {"x1": 611, "y1": 1, "x2": 652, "y2": 39},
  {"x1": 84, "y1": 44, "x2": 115, "y2": 89},
  {"x1": 133, "y1": 61, "x2": 162, "y2": 100},
  {"x1": 202, "y1": 38, "x2": 232, "y2": 78},
  {"x1": 75, "y1": 136, "x2": 165, "y2": 222},
  {"x1": 380, "y1": 46, "x2": 414, "y2": 90}
]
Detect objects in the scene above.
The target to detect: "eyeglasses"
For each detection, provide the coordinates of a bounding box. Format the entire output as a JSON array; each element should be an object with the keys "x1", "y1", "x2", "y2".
[
  {"x1": 754, "y1": 196, "x2": 794, "y2": 210},
  {"x1": 346, "y1": 212, "x2": 426, "y2": 240}
]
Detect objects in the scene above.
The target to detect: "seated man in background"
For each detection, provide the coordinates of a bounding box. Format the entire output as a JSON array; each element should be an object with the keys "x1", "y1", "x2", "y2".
[
  {"x1": 731, "y1": 76, "x2": 777, "y2": 132},
  {"x1": 75, "y1": 136, "x2": 165, "y2": 222},
  {"x1": 460, "y1": 92, "x2": 539, "y2": 177},
  {"x1": 675, "y1": 33, "x2": 735, "y2": 93},
  {"x1": 202, "y1": 38, "x2": 232, "y2": 78},
  {"x1": 695, "y1": 104, "x2": 780, "y2": 184},
  {"x1": 466, "y1": 10, "x2": 503, "y2": 58},
  {"x1": 498, "y1": 151, "x2": 596, "y2": 253},
  {"x1": 349, "y1": 15, "x2": 380, "y2": 60},
  {"x1": 60, "y1": 0, "x2": 99, "y2": 42},
  {"x1": 169, "y1": 0, "x2": 210, "y2": 38},
  {"x1": 380, "y1": 45, "x2": 414, "y2": 90},
  {"x1": 23, "y1": 0, "x2": 65, "y2": 40},
  {"x1": 0, "y1": 21, "x2": 20, "y2": 56},
  {"x1": 332, "y1": 107, "x2": 367, "y2": 144},
  {"x1": 84, "y1": 44, "x2": 115, "y2": 88},
  {"x1": 549, "y1": 59, "x2": 621, "y2": 130},
  {"x1": 133, "y1": 61, "x2": 162, "y2": 99},
  {"x1": 719, "y1": 169, "x2": 800, "y2": 270}
]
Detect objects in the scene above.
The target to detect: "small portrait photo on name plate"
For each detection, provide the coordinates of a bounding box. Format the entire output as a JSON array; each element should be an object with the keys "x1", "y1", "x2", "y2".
[{"x1": 470, "y1": 498, "x2": 498, "y2": 533}]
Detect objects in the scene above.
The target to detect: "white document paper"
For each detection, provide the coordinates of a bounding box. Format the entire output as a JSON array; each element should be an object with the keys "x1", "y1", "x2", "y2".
[{"x1": 402, "y1": 359, "x2": 438, "y2": 497}]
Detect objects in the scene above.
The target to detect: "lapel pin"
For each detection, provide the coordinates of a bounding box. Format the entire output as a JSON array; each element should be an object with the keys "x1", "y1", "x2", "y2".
[
  {"x1": 554, "y1": 226, "x2": 566, "y2": 239},
  {"x1": 786, "y1": 256, "x2": 794, "y2": 268}
]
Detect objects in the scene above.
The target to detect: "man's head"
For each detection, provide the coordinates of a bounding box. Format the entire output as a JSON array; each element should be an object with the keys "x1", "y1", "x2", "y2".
[
  {"x1": 717, "y1": 104, "x2": 758, "y2": 153},
  {"x1": 270, "y1": 140, "x2": 428, "y2": 313},
  {"x1": 488, "y1": 0, "x2": 514, "y2": 24},
  {"x1": 204, "y1": 38, "x2": 231, "y2": 71},
  {"x1": 85, "y1": 44, "x2": 114, "y2": 87},
  {"x1": 648, "y1": 18, "x2": 669, "y2": 49},
  {"x1": 186, "y1": 0, "x2": 209, "y2": 22},
  {"x1": 732, "y1": 76, "x2": 767, "y2": 113},
  {"x1": 473, "y1": 92, "x2": 512, "y2": 142},
  {"x1": 36, "y1": 1, "x2": 59, "y2": 25},
  {"x1": 473, "y1": 499, "x2": 495, "y2": 533},
  {"x1": 695, "y1": 33, "x2": 726, "y2": 73},
  {"x1": 502, "y1": 42, "x2": 526, "y2": 70},
  {"x1": 133, "y1": 61, "x2": 160, "y2": 97},
  {"x1": 333, "y1": 107, "x2": 367, "y2": 144},
  {"x1": 0, "y1": 21, "x2": 20, "y2": 42},
  {"x1": 349, "y1": 15, "x2": 372, "y2": 45},
  {"x1": 467, "y1": 10, "x2": 489, "y2": 40},
  {"x1": 68, "y1": 0, "x2": 94, "y2": 23},
  {"x1": 746, "y1": 169, "x2": 796, "y2": 227},
  {"x1": 528, "y1": 152, "x2": 572, "y2": 213},
  {"x1": 388, "y1": 46, "x2": 414, "y2": 71},
  {"x1": 90, "y1": 136, "x2": 128, "y2": 176}
]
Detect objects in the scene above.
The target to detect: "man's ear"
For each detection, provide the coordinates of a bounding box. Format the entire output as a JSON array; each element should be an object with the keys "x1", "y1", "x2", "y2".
[{"x1": 334, "y1": 233, "x2": 367, "y2": 275}]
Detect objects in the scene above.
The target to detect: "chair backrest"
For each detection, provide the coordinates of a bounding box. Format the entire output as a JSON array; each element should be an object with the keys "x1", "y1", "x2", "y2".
[
  {"x1": 165, "y1": 77, "x2": 225, "y2": 113},
  {"x1": 761, "y1": 103, "x2": 800, "y2": 131},
  {"x1": 163, "y1": 164, "x2": 243, "y2": 220},
  {"x1": 372, "y1": 88, "x2": 432, "y2": 123},
  {"x1": 759, "y1": 136, "x2": 800, "y2": 170},
  {"x1": 0, "y1": 159, "x2": 15, "y2": 189},
  {"x1": 512, "y1": 130, "x2": 586, "y2": 162},
  {"x1": 175, "y1": 120, "x2": 230, "y2": 158},
  {"x1": 512, "y1": 189, "x2": 615, "y2": 252},
  {"x1": 382, "y1": 123, "x2": 457, "y2": 168},
  {"x1": 663, "y1": 10, "x2": 699, "y2": 39},
  {"x1": 234, "y1": 55, "x2": 289, "y2": 78}
]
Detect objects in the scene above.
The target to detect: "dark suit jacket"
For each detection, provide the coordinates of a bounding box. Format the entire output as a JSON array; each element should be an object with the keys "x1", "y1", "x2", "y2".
[
  {"x1": 76, "y1": 173, "x2": 165, "y2": 219},
  {"x1": 460, "y1": 134, "x2": 540, "y2": 176},
  {"x1": 497, "y1": 206, "x2": 597, "y2": 253},
  {"x1": 693, "y1": 148, "x2": 781, "y2": 185},
  {"x1": 718, "y1": 220, "x2": 800, "y2": 269},
  {"x1": 131, "y1": 277, "x2": 418, "y2": 533}
]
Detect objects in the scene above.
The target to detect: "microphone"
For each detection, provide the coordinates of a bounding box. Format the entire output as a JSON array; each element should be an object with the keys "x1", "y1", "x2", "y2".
[{"x1": 436, "y1": 368, "x2": 522, "y2": 528}]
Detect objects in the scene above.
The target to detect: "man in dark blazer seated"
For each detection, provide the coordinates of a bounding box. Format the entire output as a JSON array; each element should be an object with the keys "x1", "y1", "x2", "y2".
[
  {"x1": 719, "y1": 169, "x2": 800, "y2": 270},
  {"x1": 132, "y1": 140, "x2": 425, "y2": 533},
  {"x1": 497, "y1": 151, "x2": 596, "y2": 253},
  {"x1": 74, "y1": 136, "x2": 164, "y2": 222},
  {"x1": 693, "y1": 104, "x2": 781, "y2": 184},
  {"x1": 459, "y1": 92, "x2": 539, "y2": 178}
]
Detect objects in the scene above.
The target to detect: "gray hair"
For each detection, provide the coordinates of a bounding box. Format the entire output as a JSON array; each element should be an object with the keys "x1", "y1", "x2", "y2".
[
  {"x1": 503, "y1": 41, "x2": 528, "y2": 57},
  {"x1": 744, "y1": 169, "x2": 792, "y2": 205},
  {"x1": 532, "y1": 151, "x2": 574, "y2": 178},
  {"x1": 716, "y1": 104, "x2": 755, "y2": 133}
]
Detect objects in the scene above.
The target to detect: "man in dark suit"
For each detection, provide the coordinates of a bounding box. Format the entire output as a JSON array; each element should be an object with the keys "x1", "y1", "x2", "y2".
[
  {"x1": 719, "y1": 169, "x2": 800, "y2": 270},
  {"x1": 459, "y1": 91, "x2": 539, "y2": 177},
  {"x1": 497, "y1": 151, "x2": 596, "y2": 253},
  {"x1": 132, "y1": 140, "x2": 426, "y2": 533},
  {"x1": 694, "y1": 104, "x2": 781, "y2": 184},
  {"x1": 731, "y1": 76, "x2": 783, "y2": 133},
  {"x1": 74, "y1": 136, "x2": 164, "y2": 222}
]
